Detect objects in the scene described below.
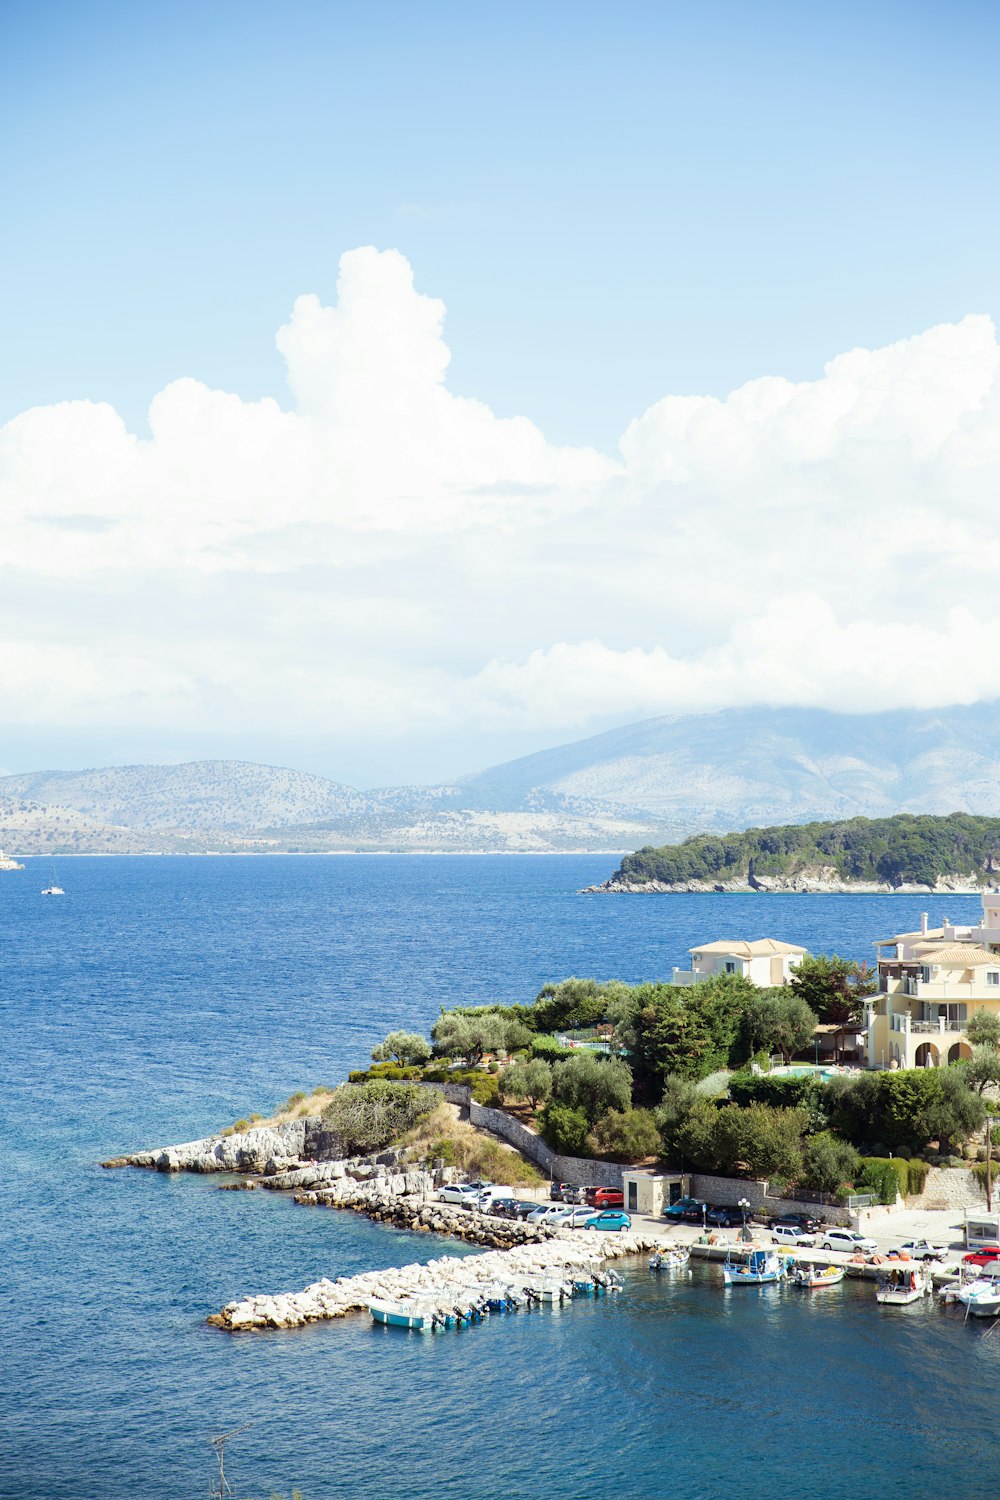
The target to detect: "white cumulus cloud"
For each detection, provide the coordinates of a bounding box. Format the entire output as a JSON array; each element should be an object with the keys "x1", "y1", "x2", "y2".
[{"x1": 3, "y1": 247, "x2": 1000, "y2": 764}]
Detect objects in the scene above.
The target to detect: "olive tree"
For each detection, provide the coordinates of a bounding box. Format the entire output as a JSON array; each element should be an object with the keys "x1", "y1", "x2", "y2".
[{"x1": 371, "y1": 1030, "x2": 432, "y2": 1066}]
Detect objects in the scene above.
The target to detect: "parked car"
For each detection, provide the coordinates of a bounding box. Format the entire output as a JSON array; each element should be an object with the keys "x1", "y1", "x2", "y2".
[
  {"x1": 585, "y1": 1210, "x2": 632, "y2": 1232},
  {"x1": 511, "y1": 1200, "x2": 543, "y2": 1220},
  {"x1": 490, "y1": 1199, "x2": 519, "y2": 1219},
  {"x1": 561, "y1": 1206, "x2": 600, "y2": 1228},
  {"x1": 664, "y1": 1196, "x2": 702, "y2": 1219},
  {"x1": 767, "y1": 1211, "x2": 821, "y2": 1233},
  {"x1": 549, "y1": 1181, "x2": 574, "y2": 1201},
  {"x1": 890, "y1": 1240, "x2": 948, "y2": 1261},
  {"x1": 962, "y1": 1246, "x2": 1000, "y2": 1266},
  {"x1": 706, "y1": 1206, "x2": 744, "y2": 1228},
  {"x1": 586, "y1": 1188, "x2": 625, "y2": 1209},
  {"x1": 527, "y1": 1204, "x2": 574, "y2": 1225},
  {"x1": 771, "y1": 1224, "x2": 816, "y2": 1247},
  {"x1": 477, "y1": 1186, "x2": 515, "y2": 1211},
  {"x1": 680, "y1": 1203, "x2": 708, "y2": 1223},
  {"x1": 819, "y1": 1228, "x2": 878, "y2": 1255},
  {"x1": 437, "y1": 1184, "x2": 481, "y2": 1206},
  {"x1": 561, "y1": 1185, "x2": 589, "y2": 1204}
]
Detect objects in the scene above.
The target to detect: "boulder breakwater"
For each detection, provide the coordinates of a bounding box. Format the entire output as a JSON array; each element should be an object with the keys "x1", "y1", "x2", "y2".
[{"x1": 208, "y1": 1229, "x2": 661, "y2": 1331}]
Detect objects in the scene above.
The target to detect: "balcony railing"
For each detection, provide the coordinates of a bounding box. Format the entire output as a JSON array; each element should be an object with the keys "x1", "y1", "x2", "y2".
[{"x1": 890, "y1": 1014, "x2": 966, "y2": 1035}]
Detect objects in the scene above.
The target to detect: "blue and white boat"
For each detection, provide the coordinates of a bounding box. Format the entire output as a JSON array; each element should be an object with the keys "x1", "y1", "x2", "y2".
[
  {"x1": 722, "y1": 1249, "x2": 785, "y2": 1286},
  {"x1": 369, "y1": 1297, "x2": 436, "y2": 1330}
]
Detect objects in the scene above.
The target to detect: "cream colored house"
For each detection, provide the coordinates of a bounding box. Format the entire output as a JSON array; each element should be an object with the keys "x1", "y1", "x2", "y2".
[
  {"x1": 672, "y1": 938, "x2": 809, "y2": 988},
  {"x1": 865, "y1": 895, "x2": 1000, "y2": 1069}
]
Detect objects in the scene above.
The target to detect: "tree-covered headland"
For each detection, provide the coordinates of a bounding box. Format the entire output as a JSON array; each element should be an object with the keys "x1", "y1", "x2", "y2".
[{"x1": 610, "y1": 812, "x2": 1000, "y2": 889}]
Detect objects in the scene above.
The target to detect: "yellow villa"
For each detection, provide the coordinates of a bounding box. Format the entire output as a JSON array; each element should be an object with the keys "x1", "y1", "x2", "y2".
[
  {"x1": 671, "y1": 938, "x2": 809, "y2": 988},
  {"x1": 866, "y1": 892, "x2": 1000, "y2": 1069}
]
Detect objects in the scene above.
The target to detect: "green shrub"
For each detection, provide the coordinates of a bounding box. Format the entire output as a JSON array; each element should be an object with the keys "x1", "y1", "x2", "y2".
[
  {"x1": 539, "y1": 1102, "x2": 590, "y2": 1155},
  {"x1": 531, "y1": 1034, "x2": 573, "y2": 1062},
  {"x1": 857, "y1": 1157, "x2": 901, "y2": 1205},
  {"x1": 589, "y1": 1108, "x2": 661, "y2": 1161},
  {"x1": 321, "y1": 1080, "x2": 441, "y2": 1155},
  {"x1": 799, "y1": 1132, "x2": 860, "y2": 1194}
]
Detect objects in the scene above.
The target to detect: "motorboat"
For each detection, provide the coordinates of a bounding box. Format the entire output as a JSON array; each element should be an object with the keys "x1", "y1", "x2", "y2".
[
  {"x1": 649, "y1": 1248, "x2": 690, "y2": 1271},
  {"x1": 792, "y1": 1264, "x2": 845, "y2": 1289},
  {"x1": 875, "y1": 1266, "x2": 930, "y2": 1305},
  {"x1": 964, "y1": 1282, "x2": 1000, "y2": 1318},
  {"x1": 722, "y1": 1249, "x2": 785, "y2": 1286},
  {"x1": 369, "y1": 1297, "x2": 437, "y2": 1330}
]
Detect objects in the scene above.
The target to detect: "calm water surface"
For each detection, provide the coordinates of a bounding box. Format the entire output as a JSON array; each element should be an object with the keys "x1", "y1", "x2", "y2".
[{"x1": 0, "y1": 857, "x2": 992, "y2": 1498}]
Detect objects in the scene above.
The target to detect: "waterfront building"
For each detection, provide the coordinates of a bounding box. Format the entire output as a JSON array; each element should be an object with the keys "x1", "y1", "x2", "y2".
[
  {"x1": 865, "y1": 894, "x2": 1000, "y2": 1069},
  {"x1": 671, "y1": 938, "x2": 809, "y2": 988}
]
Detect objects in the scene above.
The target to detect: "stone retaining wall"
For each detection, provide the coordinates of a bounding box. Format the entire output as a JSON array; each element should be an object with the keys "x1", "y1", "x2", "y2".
[
  {"x1": 691, "y1": 1173, "x2": 856, "y2": 1228},
  {"x1": 908, "y1": 1165, "x2": 985, "y2": 1212},
  {"x1": 467, "y1": 1098, "x2": 624, "y2": 1187}
]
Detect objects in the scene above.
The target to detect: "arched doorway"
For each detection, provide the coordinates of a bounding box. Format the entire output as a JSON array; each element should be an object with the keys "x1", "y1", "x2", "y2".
[
  {"x1": 948, "y1": 1041, "x2": 973, "y2": 1064},
  {"x1": 914, "y1": 1042, "x2": 940, "y2": 1068}
]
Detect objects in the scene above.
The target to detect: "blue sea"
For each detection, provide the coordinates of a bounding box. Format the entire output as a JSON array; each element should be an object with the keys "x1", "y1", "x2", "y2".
[{"x1": 0, "y1": 856, "x2": 994, "y2": 1500}]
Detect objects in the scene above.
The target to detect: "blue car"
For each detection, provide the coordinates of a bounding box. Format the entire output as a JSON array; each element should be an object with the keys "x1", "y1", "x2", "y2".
[
  {"x1": 664, "y1": 1196, "x2": 701, "y2": 1220},
  {"x1": 585, "y1": 1210, "x2": 632, "y2": 1232}
]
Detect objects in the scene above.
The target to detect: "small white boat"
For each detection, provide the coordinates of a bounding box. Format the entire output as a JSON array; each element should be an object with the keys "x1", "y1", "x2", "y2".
[
  {"x1": 649, "y1": 1248, "x2": 690, "y2": 1271},
  {"x1": 41, "y1": 883, "x2": 65, "y2": 896},
  {"x1": 965, "y1": 1284, "x2": 1000, "y2": 1318},
  {"x1": 875, "y1": 1266, "x2": 930, "y2": 1305},
  {"x1": 792, "y1": 1264, "x2": 844, "y2": 1289}
]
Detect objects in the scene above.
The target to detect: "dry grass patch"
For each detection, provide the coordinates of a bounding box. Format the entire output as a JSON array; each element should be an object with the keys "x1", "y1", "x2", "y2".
[
  {"x1": 220, "y1": 1086, "x2": 340, "y2": 1135},
  {"x1": 399, "y1": 1102, "x2": 545, "y2": 1187}
]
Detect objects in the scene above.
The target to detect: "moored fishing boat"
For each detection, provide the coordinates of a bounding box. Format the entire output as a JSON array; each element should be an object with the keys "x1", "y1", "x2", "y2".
[
  {"x1": 722, "y1": 1248, "x2": 785, "y2": 1286},
  {"x1": 649, "y1": 1248, "x2": 690, "y2": 1271},
  {"x1": 369, "y1": 1297, "x2": 437, "y2": 1330},
  {"x1": 875, "y1": 1266, "x2": 930, "y2": 1305},
  {"x1": 965, "y1": 1283, "x2": 1000, "y2": 1318},
  {"x1": 792, "y1": 1263, "x2": 844, "y2": 1289}
]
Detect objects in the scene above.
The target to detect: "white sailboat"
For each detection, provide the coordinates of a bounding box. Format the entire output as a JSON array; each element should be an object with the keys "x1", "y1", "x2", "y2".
[{"x1": 41, "y1": 864, "x2": 65, "y2": 896}]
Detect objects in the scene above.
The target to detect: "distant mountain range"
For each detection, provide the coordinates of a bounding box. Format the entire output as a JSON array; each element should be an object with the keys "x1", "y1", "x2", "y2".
[{"x1": 5, "y1": 702, "x2": 1000, "y2": 855}]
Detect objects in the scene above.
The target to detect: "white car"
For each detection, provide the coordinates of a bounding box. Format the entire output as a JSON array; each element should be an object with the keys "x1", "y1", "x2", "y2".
[
  {"x1": 561, "y1": 1206, "x2": 601, "y2": 1229},
  {"x1": 820, "y1": 1228, "x2": 878, "y2": 1255},
  {"x1": 437, "y1": 1185, "x2": 481, "y2": 1206},
  {"x1": 526, "y1": 1204, "x2": 573, "y2": 1225},
  {"x1": 771, "y1": 1225, "x2": 815, "y2": 1247}
]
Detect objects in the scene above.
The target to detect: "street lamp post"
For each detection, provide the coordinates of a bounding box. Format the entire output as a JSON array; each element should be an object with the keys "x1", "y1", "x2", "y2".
[
  {"x1": 701, "y1": 1201, "x2": 707, "y2": 1234},
  {"x1": 739, "y1": 1197, "x2": 750, "y2": 1240}
]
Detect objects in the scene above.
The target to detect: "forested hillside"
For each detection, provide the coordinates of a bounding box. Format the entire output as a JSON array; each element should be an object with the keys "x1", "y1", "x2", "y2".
[{"x1": 609, "y1": 813, "x2": 1000, "y2": 890}]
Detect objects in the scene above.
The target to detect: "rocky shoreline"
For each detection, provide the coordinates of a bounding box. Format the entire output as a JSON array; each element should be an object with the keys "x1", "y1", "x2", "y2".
[
  {"x1": 583, "y1": 876, "x2": 987, "y2": 895},
  {"x1": 103, "y1": 1119, "x2": 557, "y2": 1251}
]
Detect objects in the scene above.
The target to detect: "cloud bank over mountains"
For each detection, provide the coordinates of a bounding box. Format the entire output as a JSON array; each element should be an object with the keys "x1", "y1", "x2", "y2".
[{"x1": 3, "y1": 246, "x2": 1000, "y2": 761}]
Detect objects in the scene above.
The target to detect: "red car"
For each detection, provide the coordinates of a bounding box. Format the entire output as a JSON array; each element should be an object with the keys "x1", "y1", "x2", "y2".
[
  {"x1": 586, "y1": 1187, "x2": 625, "y2": 1209},
  {"x1": 963, "y1": 1246, "x2": 1000, "y2": 1266}
]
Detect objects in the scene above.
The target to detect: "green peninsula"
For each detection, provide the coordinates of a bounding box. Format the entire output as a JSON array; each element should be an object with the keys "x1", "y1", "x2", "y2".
[{"x1": 596, "y1": 813, "x2": 1000, "y2": 893}]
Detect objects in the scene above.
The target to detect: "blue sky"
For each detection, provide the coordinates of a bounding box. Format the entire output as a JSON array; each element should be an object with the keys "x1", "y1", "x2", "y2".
[
  {"x1": 3, "y1": 1, "x2": 1000, "y2": 784},
  {"x1": 4, "y1": 0, "x2": 999, "y2": 449}
]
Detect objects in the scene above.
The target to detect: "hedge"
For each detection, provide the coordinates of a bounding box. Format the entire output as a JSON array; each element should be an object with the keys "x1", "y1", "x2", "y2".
[{"x1": 856, "y1": 1156, "x2": 929, "y2": 1202}]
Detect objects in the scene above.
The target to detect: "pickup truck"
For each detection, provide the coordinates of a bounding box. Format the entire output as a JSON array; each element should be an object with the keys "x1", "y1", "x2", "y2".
[{"x1": 890, "y1": 1239, "x2": 948, "y2": 1261}]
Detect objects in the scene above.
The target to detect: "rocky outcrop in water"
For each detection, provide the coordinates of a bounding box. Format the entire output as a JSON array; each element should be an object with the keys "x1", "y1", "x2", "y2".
[{"x1": 101, "y1": 1119, "x2": 310, "y2": 1173}]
